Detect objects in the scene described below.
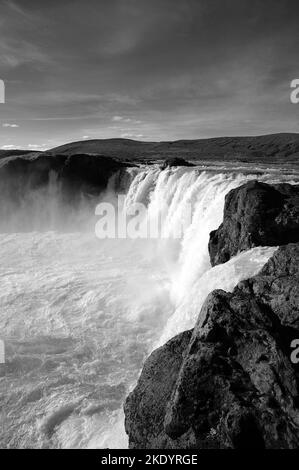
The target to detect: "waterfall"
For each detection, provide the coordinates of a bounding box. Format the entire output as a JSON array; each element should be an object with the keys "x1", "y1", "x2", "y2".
[
  {"x1": 122, "y1": 166, "x2": 278, "y2": 299},
  {"x1": 120, "y1": 166, "x2": 282, "y2": 345},
  {"x1": 0, "y1": 162, "x2": 294, "y2": 449}
]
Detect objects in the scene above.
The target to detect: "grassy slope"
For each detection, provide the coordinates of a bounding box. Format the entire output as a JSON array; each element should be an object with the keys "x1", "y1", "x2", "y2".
[
  {"x1": 47, "y1": 133, "x2": 299, "y2": 164},
  {"x1": 2, "y1": 133, "x2": 299, "y2": 164}
]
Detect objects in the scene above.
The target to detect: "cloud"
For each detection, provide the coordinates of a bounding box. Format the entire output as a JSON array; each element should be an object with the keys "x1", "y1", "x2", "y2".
[
  {"x1": 0, "y1": 38, "x2": 52, "y2": 69},
  {"x1": 27, "y1": 143, "x2": 49, "y2": 150},
  {"x1": 112, "y1": 116, "x2": 124, "y2": 122},
  {"x1": 4, "y1": 0, "x2": 36, "y2": 20},
  {"x1": 112, "y1": 116, "x2": 134, "y2": 123},
  {"x1": 112, "y1": 116, "x2": 142, "y2": 124},
  {"x1": 121, "y1": 132, "x2": 144, "y2": 139},
  {"x1": 1, "y1": 144, "x2": 20, "y2": 149}
]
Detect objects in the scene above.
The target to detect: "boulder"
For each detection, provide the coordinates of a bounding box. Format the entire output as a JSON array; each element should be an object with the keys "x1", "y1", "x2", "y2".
[
  {"x1": 160, "y1": 157, "x2": 194, "y2": 170},
  {"x1": 209, "y1": 181, "x2": 299, "y2": 266}
]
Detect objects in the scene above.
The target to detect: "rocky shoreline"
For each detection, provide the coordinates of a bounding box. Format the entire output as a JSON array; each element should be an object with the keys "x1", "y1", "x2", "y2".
[{"x1": 124, "y1": 181, "x2": 299, "y2": 449}]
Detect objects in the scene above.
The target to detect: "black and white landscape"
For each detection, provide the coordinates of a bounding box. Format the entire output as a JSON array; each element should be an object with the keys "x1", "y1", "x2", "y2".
[{"x1": 0, "y1": 0, "x2": 299, "y2": 451}]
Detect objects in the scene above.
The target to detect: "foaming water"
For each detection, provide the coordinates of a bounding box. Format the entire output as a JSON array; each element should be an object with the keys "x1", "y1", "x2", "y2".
[
  {"x1": 0, "y1": 232, "x2": 173, "y2": 448},
  {"x1": 158, "y1": 245, "x2": 278, "y2": 346},
  {"x1": 0, "y1": 164, "x2": 296, "y2": 448}
]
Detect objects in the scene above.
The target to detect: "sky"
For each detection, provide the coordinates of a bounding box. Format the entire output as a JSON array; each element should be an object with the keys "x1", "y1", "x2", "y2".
[{"x1": 0, "y1": 0, "x2": 299, "y2": 150}]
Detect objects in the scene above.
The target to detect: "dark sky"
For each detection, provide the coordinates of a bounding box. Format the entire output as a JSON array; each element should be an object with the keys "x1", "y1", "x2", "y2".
[{"x1": 0, "y1": 0, "x2": 299, "y2": 150}]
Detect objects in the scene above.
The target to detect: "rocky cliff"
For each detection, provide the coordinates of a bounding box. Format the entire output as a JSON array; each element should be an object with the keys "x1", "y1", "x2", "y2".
[
  {"x1": 124, "y1": 182, "x2": 299, "y2": 449},
  {"x1": 209, "y1": 181, "x2": 299, "y2": 266},
  {"x1": 0, "y1": 153, "x2": 126, "y2": 197}
]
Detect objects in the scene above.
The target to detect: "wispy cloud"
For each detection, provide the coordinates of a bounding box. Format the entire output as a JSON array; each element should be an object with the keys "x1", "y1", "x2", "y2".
[
  {"x1": 4, "y1": 0, "x2": 35, "y2": 20},
  {"x1": 112, "y1": 116, "x2": 142, "y2": 124},
  {"x1": 2, "y1": 123, "x2": 19, "y2": 128},
  {"x1": 0, "y1": 38, "x2": 52, "y2": 69},
  {"x1": 27, "y1": 143, "x2": 48, "y2": 150},
  {"x1": 2, "y1": 122, "x2": 20, "y2": 129},
  {"x1": 1, "y1": 144, "x2": 21, "y2": 149},
  {"x1": 121, "y1": 132, "x2": 144, "y2": 139}
]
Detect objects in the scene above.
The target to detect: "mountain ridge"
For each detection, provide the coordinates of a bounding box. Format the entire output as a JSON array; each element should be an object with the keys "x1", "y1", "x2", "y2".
[
  {"x1": 2, "y1": 132, "x2": 299, "y2": 164},
  {"x1": 44, "y1": 132, "x2": 299, "y2": 164}
]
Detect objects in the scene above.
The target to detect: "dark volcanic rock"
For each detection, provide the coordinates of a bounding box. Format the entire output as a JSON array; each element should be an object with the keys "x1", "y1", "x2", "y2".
[
  {"x1": 0, "y1": 153, "x2": 128, "y2": 231},
  {"x1": 209, "y1": 181, "x2": 299, "y2": 266},
  {"x1": 124, "y1": 244, "x2": 299, "y2": 449},
  {"x1": 160, "y1": 157, "x2": 194, "y2": 170},
  {"x1": 124, "y1": 331, "x2": 195, "y2": 449},
  {"x1": 237, "y1": 243, "x2": 299, "y2": 329},
  {"x1": 0, "y1": 153, "x2": 126, "y2": 207}
]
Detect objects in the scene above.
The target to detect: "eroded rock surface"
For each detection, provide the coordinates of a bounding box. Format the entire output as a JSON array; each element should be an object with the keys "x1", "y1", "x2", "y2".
[
  {"x1": 209, "y1": 181, "x2": 299, "y2": 266},
  {"x1": 160, "y1": 157, "x2": 194, "y2": 169},
  {"x1": 0, "y1": 153, "x2": 126, "y2": 198}
]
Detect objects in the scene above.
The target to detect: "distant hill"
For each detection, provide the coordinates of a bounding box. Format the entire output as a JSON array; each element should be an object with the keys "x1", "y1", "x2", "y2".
[
  {"x1": 47, "y1": 133, "x2": 299, "y2": 164},
  {"x1": 2, "y1": 133, "x2": 299, "y2": 164},
  {"x1": 47, "y1": 138, "x2": 154, "y2": 162}
]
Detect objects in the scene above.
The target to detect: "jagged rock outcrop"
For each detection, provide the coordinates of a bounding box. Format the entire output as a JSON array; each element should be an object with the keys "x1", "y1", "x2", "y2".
[
  {"x1": 124, "y1": 331, "x2": 196, "y2": 449},
  {"x1": 0, "y1": 153, "x2": 128, "y2": 231},
  {"x1": 124, "y1": 243, "x2": 299, "y2": 449},
  {"x1": 209, "y1": 181, "x2": 299, "y2": 266},
  {"x1": 0, "y1": 153, "x2": 126, "y2": 198},
  {"x1": 160, "y1": 157, "x2": 194, "y2": 170}
]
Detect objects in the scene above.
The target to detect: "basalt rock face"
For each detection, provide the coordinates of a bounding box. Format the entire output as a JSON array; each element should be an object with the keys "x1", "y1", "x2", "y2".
[
  {"x1": 0, "y1": 153, "x2": 128, "y2": 231},
  {"x1": 124, "y1": 243, "x2": 299, "y2": 449},
  {"x1": 0, "y1": 153, "x2": 126, "y2": 199},
  {"x1": 124, "y1": 330, "x2": 196, "y2": 449},
  {"x1": 160, "y1": 157, "x2": 194, "y2": 170},
  {"x1": 209, "y1": 181, "x2": 299, "y2": 266}
]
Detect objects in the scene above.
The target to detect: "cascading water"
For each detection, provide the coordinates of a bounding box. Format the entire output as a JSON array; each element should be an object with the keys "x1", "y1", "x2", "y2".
[{"x1": 0, "y1": 163, "x2": 298, "y2": 449}]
